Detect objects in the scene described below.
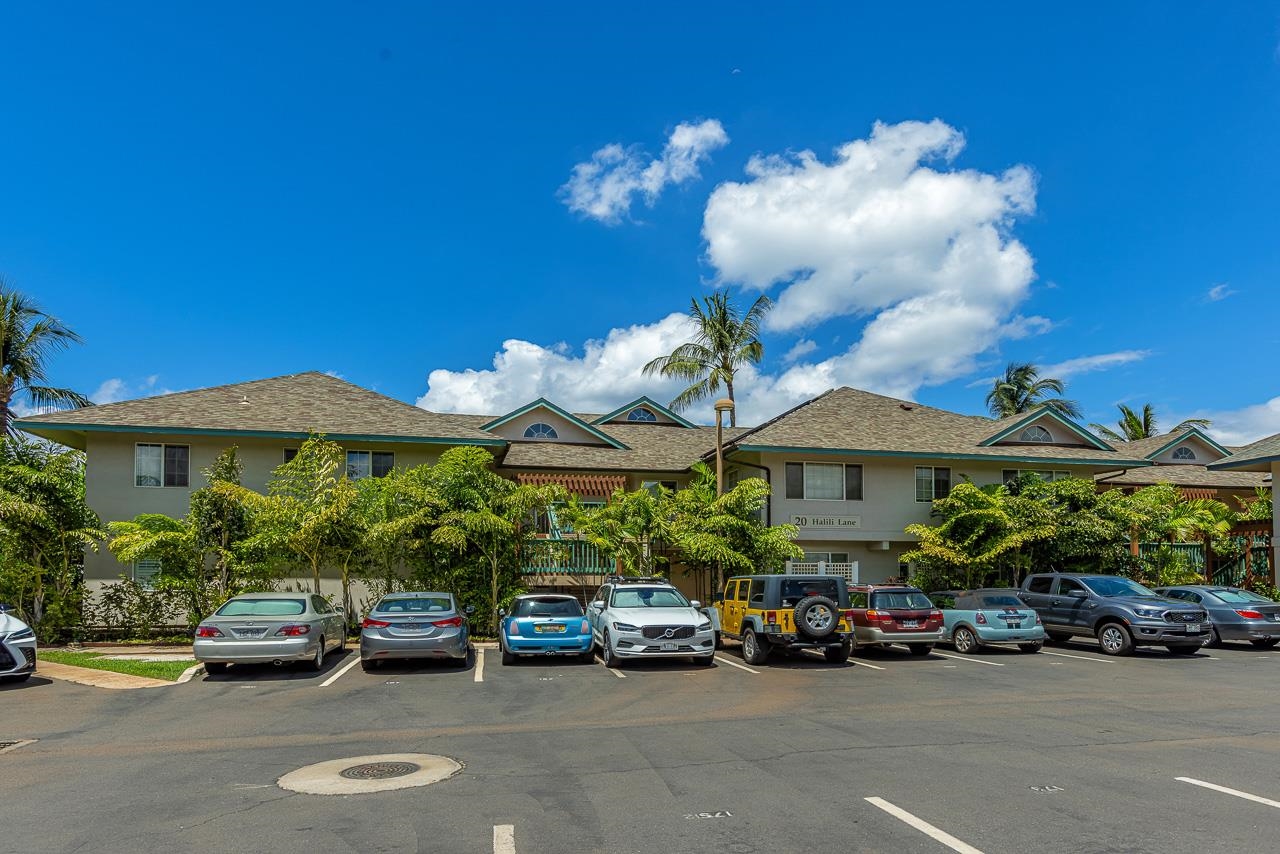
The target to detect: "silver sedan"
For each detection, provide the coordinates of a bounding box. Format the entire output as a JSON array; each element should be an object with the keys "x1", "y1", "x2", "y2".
[
  {"x1": 194, "y1": 592, "x2": 346, "y2": 674},
  {"x1": 360, "y1": 592, "x2": 472, "y2": 671},
  {"x1": 1156, "y1": 585, "x2": 1280, "y2": 648}
]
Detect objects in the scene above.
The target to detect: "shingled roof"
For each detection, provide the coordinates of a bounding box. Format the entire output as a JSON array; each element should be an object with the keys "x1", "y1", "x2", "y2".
[
  {"x1": 13, "y1": 372, "x2": 503, "y2": 447},
  {"x1": 722, "y1": 387, "x2": 1150, "y2": 466},
  {"x1": 1209, "y1": 432, "x2": 1280, "y2": 472},
  {"x1": 1095, "y1": 464, "x2": 1270, "y2": 490},
  {"x1": 500, "y1": 423, "x2": 745, "y2": 472}
]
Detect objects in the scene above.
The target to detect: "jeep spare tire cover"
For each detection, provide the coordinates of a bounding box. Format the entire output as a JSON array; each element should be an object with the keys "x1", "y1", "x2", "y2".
[{"x1": 794, "y1": 595, "x2": 839, "y2": 639}]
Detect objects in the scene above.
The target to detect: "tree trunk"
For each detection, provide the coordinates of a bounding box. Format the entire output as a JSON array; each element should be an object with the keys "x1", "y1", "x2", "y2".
[
  {"x1": 726, "y1": 378, "x2": 736, "y2": 427},
  {"x1": 490, "y1": 551, "x2": 500, "y2": 635}
]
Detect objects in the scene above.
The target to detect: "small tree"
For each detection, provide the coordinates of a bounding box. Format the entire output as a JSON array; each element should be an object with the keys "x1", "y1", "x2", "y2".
[{"x1": 560, "y1": 488, "x2": 668, "y2": 576}]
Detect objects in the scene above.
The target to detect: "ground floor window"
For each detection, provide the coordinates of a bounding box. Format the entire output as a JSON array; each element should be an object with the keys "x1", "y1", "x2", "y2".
[
  {"x1": 803, "y1": 551, "x2": 850, "y2": 563},
  {"x1": 132, "y1": 559, "x2": 162, "y2": 587},
  {"x1": 1002, "y1": 469, "x2": 1071, "y2": 484},
  {"x1": 346, "y1": 450, "x2": 394, "y2": 479}
]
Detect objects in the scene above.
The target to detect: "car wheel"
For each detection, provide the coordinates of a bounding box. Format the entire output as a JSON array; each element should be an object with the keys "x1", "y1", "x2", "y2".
[
  {"x1": 793, "y1": 595, "x2": 840, "y2": 641},
  {"x1": 824, "y1": 641, "x2": 852, "y2": 663},
  {"x1": 308, "y1": 637, "x2": 326, "y2": 671},
  {"x1": 908, "y1": 644, "x2": 934, "y2": 657},
  {"x1": 693, "y1": 654, "x2": 715, "y2": 666},
  {"x1": 741, "y1": 629, "x2": 771, "y2": 665},
  {"x1": 337, "y1": 632, "x2": 346, "y2": 653},
  {"x1": 1204, "y1": 626, "x2": 1222, "y2": 648},
  {"x1": 1166, "y1": 644, "x2": 1200, "y2": 655},
  {"x1": 360, "y1": 658, "x2": 378, "y2": 672},
  {"x1": 501, "y1": 646, "x2": 516, "y2": 666},
  {"x1": 714, "y1": 631, "x2": 723, "y2": 650},
  {"x1": 1096, "y1": 623, "x2": 1134, "y2": 656},
  {"x1": 603, "y1": 631, "x2": 622, "y2": 669},
  {"x1": 952, "y1": 627, "x2": 978, "y2": 654},
  {"x1": 1045, "y1": 632, "x2": 1070, "y2": 644},
  {"x1": 1250, "y1": 638, "x2": 1280, "y2": 649},
  {"x1": 1018, "y1": 642, "x2": 1043, "y2": 653},
  {"x1": 451, "y1": 647, "x2": 470, "y2": 667},
  {"x1": 203, "y1": 662, "x2": 228, "y2": 675}
]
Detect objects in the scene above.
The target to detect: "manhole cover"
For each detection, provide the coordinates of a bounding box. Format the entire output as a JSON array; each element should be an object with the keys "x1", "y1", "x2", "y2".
[
  {"x1": 278, "y1": 753, "x2": 462, "y2": 795},
  {"x1": 339, "y1": 761, "x2": 420, "y2": 780}
]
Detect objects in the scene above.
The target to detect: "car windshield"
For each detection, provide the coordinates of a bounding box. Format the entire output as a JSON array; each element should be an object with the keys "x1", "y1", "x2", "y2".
[
  {"x1": 1083, "y1": 577, "x2": 1155, "y2": 598},
  {"x1": 377, "y1": 597, "x2": 452, "y2": 613},
  {"x1": 780, "y1": 579, "x2": 841, "y2": 606},
  {"x1": 978, "y1": 594, "x2": 1025, "y2": 608},
  {"x1": 611, "y1": 588, "x2": 690, "y2": 608},
  {"x1": 512, "y1": 597, "x2": 583, "y2": 617},
  {"x1": 1213, "y1": 589, "x2": 1274, "y2": 604},
  {"x1": 871, "y1": 591, "x2": 932, "y2": 609},
  {"x1": 216, "y1": 598, "x2": 306, "y2": 617}
]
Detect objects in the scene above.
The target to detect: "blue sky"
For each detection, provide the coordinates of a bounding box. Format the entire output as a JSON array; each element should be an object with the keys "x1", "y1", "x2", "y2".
[{"x1": 2, "y1": 2, "x2": 1278, "y2": 442}]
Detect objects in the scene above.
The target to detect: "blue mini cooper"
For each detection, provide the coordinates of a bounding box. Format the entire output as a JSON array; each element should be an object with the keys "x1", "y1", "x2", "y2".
[
  {"x1": 929, "y1": 589, "x2": 1046, "y2": 654},
  {"x1": 499, "y1": 594, "x2": 594, "y2": 665}
]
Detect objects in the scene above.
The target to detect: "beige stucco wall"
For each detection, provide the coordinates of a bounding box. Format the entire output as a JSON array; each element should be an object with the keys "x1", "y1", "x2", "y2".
[
  {"x1": 83, "y1": 432, "x2": 448, "y2": 583},
  {"x1": 487, "y1": 410, "x2": 604, "y2": 445},
  {"x1": 1149, "y1": 435, "x2": 1220, "y2": 465}
]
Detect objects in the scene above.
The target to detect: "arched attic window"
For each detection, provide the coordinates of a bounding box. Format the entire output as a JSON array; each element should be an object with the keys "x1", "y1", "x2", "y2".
[
  {"x1": 627, "y1": 407, "x2": 657, "y2": 422},
  {"x1": 1172, "y1": 446, "x2": 1196, "y2": 461},
  {"x1": 523, "y1": 422, "x2": 558, "y2": 440},
  {"x1": 1019, "y1": 425, "x2": 1052, "y2": 443}
]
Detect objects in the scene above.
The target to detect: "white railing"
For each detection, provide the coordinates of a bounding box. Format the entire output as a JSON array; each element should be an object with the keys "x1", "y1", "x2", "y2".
[{"x1": 785, "y1": 560, "x2": 860, "y2": 584}]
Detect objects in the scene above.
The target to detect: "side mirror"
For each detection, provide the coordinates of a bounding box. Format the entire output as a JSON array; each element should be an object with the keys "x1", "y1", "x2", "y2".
[
  {"x1": 464, "y1": 605, "x2": 476, "y2": 615},
  {"x1": 1069, "y1": 589, "x2": 1089, "y2": 598},
  {"x1": 497, "y1": 608, "x2": 506, "y2": 617},
  {"x1": 690, "y1": 600, "x2": 702, "y2": 609},
  {"x1": 591, "y1": 600, "x2": 603, "y2": 609},
  {"x1": 335, "y1": 605, "x2": 345, "y2": 614}
]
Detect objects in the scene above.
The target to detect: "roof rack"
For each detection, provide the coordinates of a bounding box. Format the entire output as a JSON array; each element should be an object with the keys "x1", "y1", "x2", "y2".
[{"x1": 605, "y1": 575, "x2": 670, "y2": 586}]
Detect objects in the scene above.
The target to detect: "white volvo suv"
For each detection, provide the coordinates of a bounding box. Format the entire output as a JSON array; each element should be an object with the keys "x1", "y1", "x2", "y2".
[
  {"x1": 586, "y1": 577, "x2": 714, "y2": 668},
  {"x1": 0, "y1": 605, "x2": 37, "y2": 684}
]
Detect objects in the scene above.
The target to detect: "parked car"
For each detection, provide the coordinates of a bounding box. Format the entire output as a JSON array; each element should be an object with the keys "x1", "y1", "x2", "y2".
[
  {"x1": 1154, "y1": 585, "x2": 1280, "y2": 648},
  {"x1": 499, "y1": 594, "x2": 593, "y2": 665},
  {"x1": 1019, "y1": 573, "x2": 1209, "y2": 656},
  {"x1": 928, "y1": 589, "x2": 1046, "y2": 654},
  {"x1": 847, "y1": 584, "x2": 945, "y2": 655},
  {"x1": 194, "y1": 592, "x2": 346, "y2": 673},
  {"x1": 586, "y1": 576, "x2": 714, "y2": 667},
  {"x1": 361, "y1": 591, "x2": 472, "y2": 671},
  {"x1": 702, "y1": 574, "x2": 854, "y2": 665},
  {"x1": 0, "y1": 606, "x2": 36, "y2": 684}
]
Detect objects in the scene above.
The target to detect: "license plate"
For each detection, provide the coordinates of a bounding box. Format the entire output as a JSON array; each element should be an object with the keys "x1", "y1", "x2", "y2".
[
  {"x1": 1003, "y1": 621, "x2": 1022, "y2": 629},
  {"x1": 901, "y1": 620, "x2": 919, "y2": 628},
  {"x1": 534, "y1": 625, "x2": 566, "y2": 633},
  {"x1": 398, "y1": 624, "x2": 425, "y2": 632},
  {"x1": 1185, "y1": 624, "x2": 1201, "y2": 633},
  {"x1": 661, "y1": 642, "x2": 678, "y2": 651},
  {"x1": 234, "y1": 629, "x2": 266, "y2": 638}
]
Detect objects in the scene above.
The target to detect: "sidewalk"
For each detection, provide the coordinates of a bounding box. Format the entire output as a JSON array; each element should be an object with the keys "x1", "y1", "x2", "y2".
[{"x1": 36, "y1": 660, "x2": 185, "y2": 690}]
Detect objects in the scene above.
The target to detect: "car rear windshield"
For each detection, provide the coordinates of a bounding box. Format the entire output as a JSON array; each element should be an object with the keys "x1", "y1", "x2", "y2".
[
  {"x1": 216, "y1": 598, "x2": 306, "y2": 617},
  {"x1": 611, "y1": 588, "x2": 690, "y2": 608},
  {"x1": 512, "y1": 597, "x2": 583, "y2": 617},
  {"x1": 376, "y1": 597, "x2": 452, "y2": 614},
  {"x1": 977, "y1": 594, "x2": 1025, "y2": 608},
  {"x1": 870, "y1": 590, "x2": 932, "y2": 609},
  {"x1": 1213, "y1": 589, "x2": 1274, "y2": 604},
  {"x1": 1083, "y1": 577, "x2": 1155, "y2": 598},
  {"x1": 780, "y1": 579, "x2": 841, "y2": 606}
]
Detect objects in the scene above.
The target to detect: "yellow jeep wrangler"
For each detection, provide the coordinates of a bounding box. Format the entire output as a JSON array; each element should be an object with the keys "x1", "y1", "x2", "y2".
[{"x1": 705, "y1": 574, "x2": 854, "y2": 665}]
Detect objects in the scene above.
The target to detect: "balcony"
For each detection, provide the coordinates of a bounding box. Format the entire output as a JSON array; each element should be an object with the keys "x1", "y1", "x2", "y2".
[{"x1": 521, "y1": 538, "x2": 616, "y2": 576}]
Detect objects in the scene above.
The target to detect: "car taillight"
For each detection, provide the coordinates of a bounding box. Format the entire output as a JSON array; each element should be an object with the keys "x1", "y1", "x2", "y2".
[
  {"x1": 275, "y1": 624, "x2": 311, "y2": 636},
  {"x1": 508, "y1": 621, "x2": 520, "y2": 635},
  {"x1": 362, "y1": 617, "x2": 391, "y2": 629},
  {"x1": 433, "y1": 616, "x2": 464, "y2": 628},
  {"x1": 1236, "y1": 610, "x2": 1265, "y2": 619},
  {"x1": 195, "y1": 626, "x2": 222, "y2": 638},
  {"x1": 866, "y1": 610, "x2": 893, "y2": 622},
  {"x1": 766, "y1": 611, "x2": 777, "y2": 624},
  {"x1": 579, "y1": 619, "x2": 590, "y2": 633},
  {"x1": 975, "y1": 612, "x2": 987, "y2": 625},
  {"x1": 842, "y1": 610, "x2": 855, "y2": 623},
  {"x1": 1034, "y1": 613, "x2": 1042, "y2": 625},
  {"x1": 929, "y1": 609, "x2": 943, "y2": 621}
]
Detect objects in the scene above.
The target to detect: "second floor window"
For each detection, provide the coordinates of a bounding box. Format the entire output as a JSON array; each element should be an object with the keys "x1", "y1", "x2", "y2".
[
  {"x1": 135, "y1": 443, "x2": 189, "y2": 488},
  {"x1": 1172, "y1": 447, "x2": 1196, "y2": 461},
  {"x1": 915, "y1": 466, "x2": 951, "y2": 502},
  {"x1": 785, "y1": 462, "x2": 863, "y2": 501},
  {"x1": 347, "y1": 450, "x2": 394, "y2": 479},
  {"x1": 524, "y1": 422, "x2": 558, "y2": 439}
]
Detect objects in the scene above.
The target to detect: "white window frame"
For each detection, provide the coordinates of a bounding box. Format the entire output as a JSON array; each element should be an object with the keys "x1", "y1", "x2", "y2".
[
  {"x1": 134, "y1": 443, "x2": 190, "y2": 488},
  {"x1": 915, "y1": 466, "x2": 951, "y2": 502},
  {"x1": 786, "y1": 462, "x2": 864, "y2": 501},
  {"x1": 1171, "y1": 447, "x2": 1196, "y2": 461},
  {"x1": 346, "y1": 450, "x2": 394, "y2": 480},
  {"x1": 627, "y1": 407, "x2": 658, "y2": 422},
  {"x1": 1002, "y1": 469, "x2": 1072, "y2": 483},
  {"x1": 803, "y1": 551, "x2": 851, "y2": 564},
  {"x1": 523, "y1": 422, "x2": 558, "y2": 440},
  {"x1": 1019, "y1": 425, "x2": 1053, "y2": 443},
  {"x1": 132, "y1": 559, "x2": 162, "y2": 588}
]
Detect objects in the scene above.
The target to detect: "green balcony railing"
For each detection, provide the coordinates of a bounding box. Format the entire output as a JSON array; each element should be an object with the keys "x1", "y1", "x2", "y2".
[{"x1": 521, "y1": 539, "x2": 616, "y2": 576}]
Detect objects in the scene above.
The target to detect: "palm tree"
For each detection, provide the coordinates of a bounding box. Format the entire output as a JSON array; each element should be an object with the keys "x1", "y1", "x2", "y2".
[
  {"x1": 0, "y1": 281, "x2": 90, "y2": 434},
  {"x1": 642, "y1": 293, "x2": 772, "y2": 427},
  {"x1": 1090, "y1": 403, "x2": 1211, "y2": 441},
  {"x1": 984, "y1": 362, "x2": 1081, "y2": 419}
]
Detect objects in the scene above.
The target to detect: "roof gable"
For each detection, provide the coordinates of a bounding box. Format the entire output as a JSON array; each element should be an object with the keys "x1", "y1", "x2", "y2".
[
  {"x1": 591, "y1": 397, "x2": 699, "y2": 429},
  {"x1": 481, "y1": 398, "x2": 628, "y2": 449},
  {"x1": 1142, "y1": 427, "x2": 1231, "y2": 462},
  {"x1": 980, "y1": 408, "x2": 1115, "y2": 452},
  {"x1": 1209, "y1": 431, "x2": 1280, "y2": 471}
]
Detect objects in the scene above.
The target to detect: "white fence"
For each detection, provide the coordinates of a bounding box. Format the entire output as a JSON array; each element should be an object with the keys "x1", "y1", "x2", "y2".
[{"x1": 784, "y1": 560, "x2": 860, "y2": 584}]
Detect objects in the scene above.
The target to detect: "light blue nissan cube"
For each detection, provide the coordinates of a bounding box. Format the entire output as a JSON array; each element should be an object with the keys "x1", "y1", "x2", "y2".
[{"x1": 929, "y1": 589, "x2": 1046, "y2": 654}]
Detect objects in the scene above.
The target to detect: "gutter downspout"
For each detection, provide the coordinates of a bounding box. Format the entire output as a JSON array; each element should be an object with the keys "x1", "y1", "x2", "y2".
[{"x1": 726, "y1": 452, "x2": 772, "y2": 527}]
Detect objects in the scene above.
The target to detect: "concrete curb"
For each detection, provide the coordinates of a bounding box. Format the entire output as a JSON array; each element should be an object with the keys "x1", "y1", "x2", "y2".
[
  {"x1": 38, "y1": 660, "x2": 193, "y2": 690},
  {"x1": 174, "y1": 663, "x2": 206, "y2": 684}
]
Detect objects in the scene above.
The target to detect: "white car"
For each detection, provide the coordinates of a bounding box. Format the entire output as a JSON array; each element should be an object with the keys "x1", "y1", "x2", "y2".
[
  {"x1": 0, "y1": 606, "x2": 37, "y2": 684},
  {"x1": 586, "y1": 578, "x2": 714, "y2": 667}
]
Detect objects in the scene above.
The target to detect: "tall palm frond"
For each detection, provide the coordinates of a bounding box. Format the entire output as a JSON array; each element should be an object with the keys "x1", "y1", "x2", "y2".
[
  {"x1": 0, "y1": 282, "x2": 90, "y2": 434},
  {"x1": 984, "y1": 362, "x2": 1080, "y2": 419}
]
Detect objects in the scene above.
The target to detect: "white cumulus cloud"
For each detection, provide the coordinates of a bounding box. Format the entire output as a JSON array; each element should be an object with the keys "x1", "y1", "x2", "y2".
[
  {"x1": 417, "y1": 314, "x2": 707, "y2": 417},
  {"x1": 1173, "y1": 397, "x2": 1280, "y2": 448},
  {"x1": 559, "y1": 119, "x2": 729, "y2": 224},
  {"x1": 1206, "y1": 283, "x2": 1237, "y2": 302}
]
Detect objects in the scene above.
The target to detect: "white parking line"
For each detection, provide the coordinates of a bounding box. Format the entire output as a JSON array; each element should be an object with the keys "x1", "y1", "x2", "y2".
[
  {"x1": 930, "y1": 650, "x2": 1004, "y2": 667},
  {"x1": 493, "y1": 823, "x2": 516, "y2": 854},
  {"x1": 714, "y1": 655, "x2": 759, "y2": 674},
  {"x1": 1176, "y1": 777, "x2": 1280, "y2": 809},
  {"x1": 865, "y1": 797, "x2": 985, "y2": 854},
  {"x1": 319, "y1": 656, "x2": 362, "y2": 687},
  {"x1": 473, "y1": 648, "x2": 485, "y2": 683},
  {"x1": 848, "y1": 658, "x2": 886, "y2": 671},
  {"x1": 1041, "y1": 650, "x2": 1115, "y2": 664}
]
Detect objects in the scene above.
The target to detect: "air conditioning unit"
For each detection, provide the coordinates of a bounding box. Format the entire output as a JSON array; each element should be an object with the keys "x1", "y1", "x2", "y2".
[{"x1": 867, "y1": 541, "x2": 891, "y2": 551}]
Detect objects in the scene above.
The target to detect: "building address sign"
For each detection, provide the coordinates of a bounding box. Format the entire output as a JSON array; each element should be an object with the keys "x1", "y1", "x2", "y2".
[{"x1": 791, "y1": 514, "x2": 861, "y2": 529}]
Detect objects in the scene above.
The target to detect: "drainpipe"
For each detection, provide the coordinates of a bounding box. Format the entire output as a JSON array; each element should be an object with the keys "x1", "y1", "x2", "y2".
[{"x1": 726, "y1": 452, "x2": 772, "y2": 527}]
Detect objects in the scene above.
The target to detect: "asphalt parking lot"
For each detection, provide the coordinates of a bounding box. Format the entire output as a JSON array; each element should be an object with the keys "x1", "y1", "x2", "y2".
[{"x1": 5, "y1": 638, "x2": 1280, "y2": 854}]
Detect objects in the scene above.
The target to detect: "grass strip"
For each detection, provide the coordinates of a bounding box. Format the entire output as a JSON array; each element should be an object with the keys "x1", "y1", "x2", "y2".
[{"x1": 39, "y1": 650, "x2": 197, "y2": 682}]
